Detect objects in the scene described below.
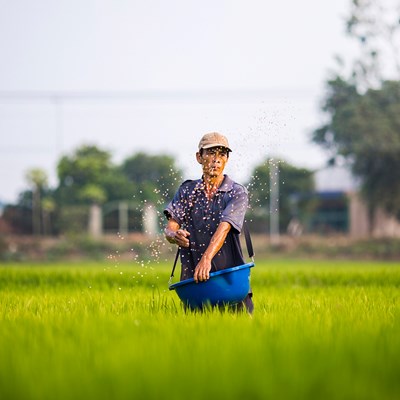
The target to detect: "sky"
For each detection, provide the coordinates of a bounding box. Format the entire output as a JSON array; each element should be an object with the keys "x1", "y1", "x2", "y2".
[{"x1": 0, "y1": 0, "x2": 357, "y2": 204}]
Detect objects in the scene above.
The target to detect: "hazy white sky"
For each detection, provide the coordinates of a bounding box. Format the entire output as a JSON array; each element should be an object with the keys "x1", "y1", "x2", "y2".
[{"x1": 0, "y1": 0, "x2": 356, "y2": 203}]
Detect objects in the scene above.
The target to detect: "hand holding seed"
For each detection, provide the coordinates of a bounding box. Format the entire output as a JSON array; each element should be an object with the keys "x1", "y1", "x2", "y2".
[{"x1": 173, "y1": 229, "x2": 190, "y2": 248}]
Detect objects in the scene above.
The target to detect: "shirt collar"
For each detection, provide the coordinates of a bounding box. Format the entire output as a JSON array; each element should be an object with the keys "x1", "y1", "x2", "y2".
[
  {"x1": 195, "y1": 174, "x2": 234, "y2": 193},
  {"x1": 218, "y1": 175, "x2": 234, "y2": 192}
]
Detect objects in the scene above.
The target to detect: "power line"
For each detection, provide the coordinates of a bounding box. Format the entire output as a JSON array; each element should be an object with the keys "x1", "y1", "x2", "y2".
[{"x1": 0, "y1": 87, "x2": 318, "y2": 103}]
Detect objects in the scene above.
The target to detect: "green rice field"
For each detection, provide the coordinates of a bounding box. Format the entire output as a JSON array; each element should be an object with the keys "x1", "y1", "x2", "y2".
[{"x1": 1, "y1": 259, "x2": 399, "y2": 400}]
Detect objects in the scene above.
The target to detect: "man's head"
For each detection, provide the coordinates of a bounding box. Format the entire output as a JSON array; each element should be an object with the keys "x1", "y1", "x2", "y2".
[
  {"x1": 198, "y1": 132, "x2": 232, "y2": 154},
  {"x1": 196, "y1": 132, "x2": 231, "y2": 178}
]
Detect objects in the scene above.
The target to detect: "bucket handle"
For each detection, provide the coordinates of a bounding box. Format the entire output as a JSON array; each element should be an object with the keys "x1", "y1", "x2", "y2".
[{"x1": 168, "y1": 246, "x2": 181, "y2": 285}]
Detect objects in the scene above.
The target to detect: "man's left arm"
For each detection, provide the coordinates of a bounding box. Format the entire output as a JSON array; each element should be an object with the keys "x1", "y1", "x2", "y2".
[{"x1": 193, "y1": 221, "x2": 231, "y2": 283}]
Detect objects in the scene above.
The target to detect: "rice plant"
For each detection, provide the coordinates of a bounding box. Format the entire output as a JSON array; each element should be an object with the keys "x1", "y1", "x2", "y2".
[{"x1": 0, "y1": 259, "x2": 399, "y2": 400}]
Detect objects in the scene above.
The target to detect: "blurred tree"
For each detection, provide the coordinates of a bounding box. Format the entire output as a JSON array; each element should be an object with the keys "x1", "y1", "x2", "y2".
[
  {"x1": 41, "y1": 197, "x2": 55, "y2": 236},
  {"x1": 313, "y1": 78, "x2": 400, "y2": 219},
  {"x1": 54, "y1": 145, "x2": 117, "y2": 234},
  {"x1": 120, "y1": 152, "x2": 182, "y2": 206},
  {"x1": 313, "y1": 0, "x2": 400, "y2": 221},
  {"x1": 25, "y1": 168, "x2": 48, "y2": 235},
  {"x1": 78, "y1": 184, "x2": 107, "y2": 205},
  {"x1": 7, "y1": 144, "x2": 183, "y2": 235},
  {"x1": 247, "y1": 159, "x2": 314, "y2": 232},
  {"x1": 101, "y1": 167, "x2": 133, "y2": 201},
  {"x1": 56, "y1": 145, "x2": 113, "y2": 205},
  {"x1": 53, "y1": 145, "x2": 183, "y2": 234}
]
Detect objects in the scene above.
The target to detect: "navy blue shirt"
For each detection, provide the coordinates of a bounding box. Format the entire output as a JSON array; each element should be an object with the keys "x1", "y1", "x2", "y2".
[{"x1": 164, "y1": 175, "x2": 248, "y2": 280}]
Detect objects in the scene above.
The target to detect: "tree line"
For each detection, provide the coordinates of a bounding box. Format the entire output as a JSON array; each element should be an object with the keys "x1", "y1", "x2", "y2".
[{"x1": 1, "y1": 144, "x2": 316, "y2": 236}]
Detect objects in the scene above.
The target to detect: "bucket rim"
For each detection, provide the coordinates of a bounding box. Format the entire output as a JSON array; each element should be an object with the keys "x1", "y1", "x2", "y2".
[{"x1": 169, "y1": 262, "x2": 255, "y2": 291}]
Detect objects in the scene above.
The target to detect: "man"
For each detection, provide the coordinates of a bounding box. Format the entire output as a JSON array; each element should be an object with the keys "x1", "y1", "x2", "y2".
[{"x1": 164, "y1": 132, "x2": 254, "y2": 313}]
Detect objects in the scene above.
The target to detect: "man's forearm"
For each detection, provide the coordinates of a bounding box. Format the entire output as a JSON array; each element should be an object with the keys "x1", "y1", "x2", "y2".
[
  {"x1": 201, "y1": 221, "x2": 231, "y2": 261},
  {"x1": 193, "y1": 221, "x2": 231, "y2": 282}
]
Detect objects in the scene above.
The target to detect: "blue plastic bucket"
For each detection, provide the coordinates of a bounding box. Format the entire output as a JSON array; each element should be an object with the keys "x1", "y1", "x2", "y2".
[{"x1": 169, "y1": 262, "x2": 254, "y2": 310}]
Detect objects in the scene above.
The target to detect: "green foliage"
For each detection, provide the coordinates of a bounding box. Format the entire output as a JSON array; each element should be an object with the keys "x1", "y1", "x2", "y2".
[
  {"x1": 58, "y1": 145, "x2": 112, "y2": 185},
  {"x1": 101, "y1": 167, "x2": 133, "y2": 201},
  {"x1": 247, "y1": 159, "x2": 315, "y2": 231},
  {"x1": 78, "y1": 184, "x2": 107, "y2": 204},
  {"x1": 56, "y1": 145, "x2": 113, "y2": 205},
  {"x1": 25, "y1": 168, "x2": 48, "y2": 190},
  {"x1": 121, "y1": 152, "x2": 182, "y2": 206},
  {"x1": 0, "y1": 262, "x2": 399, "y2": 400},
  {"x1": 314, "y1": 0, "x2": 400, "y2": 221},
  {"x1": 313, "y1": 78, "x2": 400, "y2": 218},
  {"x1": 40, "y1": 145, "x2": 183, "y2": 234},
  {"x1": 24, "y1": 168, "x2": 50, "y2": 235}
]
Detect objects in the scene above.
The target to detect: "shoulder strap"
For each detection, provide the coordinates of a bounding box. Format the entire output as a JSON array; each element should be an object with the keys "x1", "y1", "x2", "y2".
[{"x1": 243, "y1": 220, "x2": 254, "y2": 260}]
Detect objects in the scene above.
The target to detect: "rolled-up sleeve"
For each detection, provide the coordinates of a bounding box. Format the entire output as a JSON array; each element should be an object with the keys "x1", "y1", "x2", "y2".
[
  {"x1": 163, "y1": 180, "x2": 195, "y2": 226},
  {"x1": 164, "y1": 193, "x2": 184, "y2": 225}
]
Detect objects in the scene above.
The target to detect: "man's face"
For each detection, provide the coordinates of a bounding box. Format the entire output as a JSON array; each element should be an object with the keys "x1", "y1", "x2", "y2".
[{"x1": 197, "y1": 146, "x2": 229, "y2": 177}]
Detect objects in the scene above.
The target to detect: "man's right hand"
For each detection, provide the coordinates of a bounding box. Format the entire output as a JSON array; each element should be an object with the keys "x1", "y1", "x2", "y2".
[
  {"x1": 164, "y1": 219, "x2": 190, "y2": 248},
  {"x1": 172, "y1": 229, "x2": 190, "y2": 248}
]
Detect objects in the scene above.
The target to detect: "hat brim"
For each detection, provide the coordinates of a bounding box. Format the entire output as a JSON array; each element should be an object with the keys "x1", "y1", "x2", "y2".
[{"x1": 200, "y1": 143, "x2": 232, "y2": 152}]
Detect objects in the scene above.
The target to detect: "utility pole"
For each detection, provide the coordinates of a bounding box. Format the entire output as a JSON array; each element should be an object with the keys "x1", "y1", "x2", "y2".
[
  {"x1": 53, "y1": 95, "x2": 63, "y2": 156},
  {"x1": 269, "y1": 159, "x2": 280, "y2": 245}
]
